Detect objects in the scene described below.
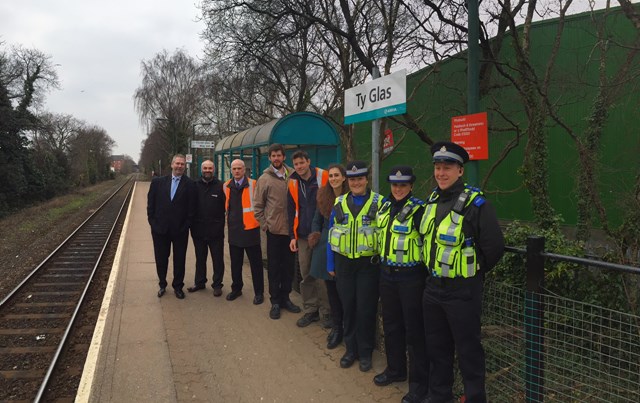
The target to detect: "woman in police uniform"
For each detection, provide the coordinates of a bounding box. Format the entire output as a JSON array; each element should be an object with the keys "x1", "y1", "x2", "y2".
[
  {"x1": 419, "y1": 142, "x2": 504, "y2": 403},
  {"x1": 327, "y1": 161, "x2": 382, "y2": 372},
  {"x1": 375, "y1": 165, "x2": 429, "y2": 403}
]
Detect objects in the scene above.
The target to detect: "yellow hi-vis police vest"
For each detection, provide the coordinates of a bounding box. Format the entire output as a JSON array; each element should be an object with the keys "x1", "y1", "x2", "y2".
[
  {"x1": 328, "y1": 191, "x2": 382, "y2": 259},
  {"x1": 377, "y1": 197, "x2": 424, "y2": 266},
  {"x1": 419, "y1": 186, "x2": 482, "y2": 278}
]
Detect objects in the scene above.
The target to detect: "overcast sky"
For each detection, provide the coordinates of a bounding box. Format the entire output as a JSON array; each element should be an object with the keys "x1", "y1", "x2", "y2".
[
  {"x1": 0, "y1": 0, "x2": 205, "y2": 161},
  {"x1": 0, "y1": 1, "x2": 630, "y2": 162}
]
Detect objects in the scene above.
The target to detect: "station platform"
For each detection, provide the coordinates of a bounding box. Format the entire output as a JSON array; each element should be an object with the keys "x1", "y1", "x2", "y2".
[{"x1": 76, "y1": 181, "x2": 407, "y2": 403}]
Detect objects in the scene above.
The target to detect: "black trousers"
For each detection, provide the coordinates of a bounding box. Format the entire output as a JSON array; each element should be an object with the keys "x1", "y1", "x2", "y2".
[
  {"x1": 325, "y1": 279, "x2": 343, "y2": 327},
  {"x1": 152, "y1": 230, "x2": 188, "y2": 290},
  {"x1": 192, "y1": 236, "x2": 225, "y2": 289},
  {"x1": 423, "y1": 275, "x2": 485, "y2": 403},
  {"x1": 380, "y1": 269, "x2": 429, "y2": 398},
  {"x1": 229, "y1": 243, "x2": 264, "y2": 295},
  {"x1": 335, "y1": 254, "x2": 379, "y2": 360},
  {"x1": 266, "y1": 231, "x2": 295, "y2": 305}
]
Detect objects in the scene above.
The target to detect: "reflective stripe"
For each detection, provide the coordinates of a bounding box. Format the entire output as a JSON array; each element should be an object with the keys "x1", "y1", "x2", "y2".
[
  {"x1": 421, "y1": 187, "x2": 481, "y2": 278},
  {"x1": 224, "y1": 178, "x2": 259, "y2": 230}
]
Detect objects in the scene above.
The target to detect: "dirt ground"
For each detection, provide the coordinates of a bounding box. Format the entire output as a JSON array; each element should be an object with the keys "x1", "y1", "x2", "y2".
[{"x1": 0, "y1": 177, "x2": 129, "y2": 302}]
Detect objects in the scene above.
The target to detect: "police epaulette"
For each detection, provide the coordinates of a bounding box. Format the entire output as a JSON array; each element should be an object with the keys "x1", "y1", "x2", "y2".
[
  {"x1": 464, "y1": 184, "x2": 484, "y2": 194},
  {"x1": 409, "y1": 196, "x2": 425, "y2": 205}
]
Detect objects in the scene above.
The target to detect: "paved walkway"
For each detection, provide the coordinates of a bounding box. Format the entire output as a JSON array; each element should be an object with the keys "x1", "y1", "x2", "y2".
[{"x1": 76, "y1": 181, "x2": 407, "y2": 403}]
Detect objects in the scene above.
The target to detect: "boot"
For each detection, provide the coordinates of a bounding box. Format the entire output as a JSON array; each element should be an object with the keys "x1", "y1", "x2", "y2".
[{"x1": 326, "y1": 326, "x2": 343, "y2": 349}]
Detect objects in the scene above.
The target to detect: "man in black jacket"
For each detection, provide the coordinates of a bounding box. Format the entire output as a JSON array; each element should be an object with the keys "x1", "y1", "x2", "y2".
[
  {"x1": 147, "y1": 154, "x2": 196, "y2": 299},
  {"x1": 223, "y1": 159, "x2": 264, "y2": 304},
  {"x1": 187, "y1": 160, "x2": 226, "y2": 296}
]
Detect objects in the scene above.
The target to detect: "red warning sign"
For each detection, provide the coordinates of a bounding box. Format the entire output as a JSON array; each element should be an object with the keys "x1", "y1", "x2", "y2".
[{"x1": 451, "y1": 112, "x2": 488, "y2": 160}]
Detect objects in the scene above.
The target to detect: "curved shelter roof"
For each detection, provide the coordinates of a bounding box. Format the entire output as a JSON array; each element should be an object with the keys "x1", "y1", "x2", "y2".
[{"x1": 214, "y1": 112, "x2": 339, "y2": 152}]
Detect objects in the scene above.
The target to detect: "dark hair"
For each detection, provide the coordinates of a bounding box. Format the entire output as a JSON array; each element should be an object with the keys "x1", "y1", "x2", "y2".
[
  {"x1": 316, "y1": 164, "x2": 348, "y2": 218},
  {"x1": 291, "y1": 149, "x2": 310, "y2": 161},
  {"x1": 268, "y1": 143, "x2": 285, "y2": 156}
]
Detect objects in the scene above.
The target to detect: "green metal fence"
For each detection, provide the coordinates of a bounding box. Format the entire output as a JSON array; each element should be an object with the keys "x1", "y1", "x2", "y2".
[{"x1": 480, "y1": 238, "x2": 640, "y2": 402}]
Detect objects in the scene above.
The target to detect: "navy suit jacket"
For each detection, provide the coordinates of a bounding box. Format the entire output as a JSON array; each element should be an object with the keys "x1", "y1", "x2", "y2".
[{"x1": 147, "y1": 175, "x2": 196, "y2": 235}]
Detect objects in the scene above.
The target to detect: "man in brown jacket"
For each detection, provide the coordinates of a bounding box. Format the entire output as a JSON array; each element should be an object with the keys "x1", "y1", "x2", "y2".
[{"x1": 254, "y1": 143, "x2": 301, "y2": 320}]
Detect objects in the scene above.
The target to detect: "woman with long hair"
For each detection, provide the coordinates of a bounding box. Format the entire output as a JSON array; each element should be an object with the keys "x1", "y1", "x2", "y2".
[{"x1": 309, "y1": 164, "x2": 349, "y2": 349}]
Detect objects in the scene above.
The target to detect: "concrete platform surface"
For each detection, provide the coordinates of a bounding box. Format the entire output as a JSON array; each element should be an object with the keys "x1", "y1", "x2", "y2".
[{"x1": 76, "y1": 181, "x2": 407, "y2": 403}]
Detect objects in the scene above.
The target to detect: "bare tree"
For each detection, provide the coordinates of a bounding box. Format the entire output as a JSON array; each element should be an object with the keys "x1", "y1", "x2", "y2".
[{"x1": 133, "y1": 49, "x2": 208, "y2": 157}]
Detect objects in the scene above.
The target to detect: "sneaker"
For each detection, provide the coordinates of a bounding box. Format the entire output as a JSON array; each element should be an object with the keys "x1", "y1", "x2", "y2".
[
  {"x1": 296, "y1": 311, "x2": 320, "y2": 327},
  {"x1": 321, "y1": 314, "x2": 332, "y2": 329}
]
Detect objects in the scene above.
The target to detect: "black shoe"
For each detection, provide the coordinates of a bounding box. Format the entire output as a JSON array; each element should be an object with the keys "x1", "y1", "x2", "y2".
[
  {"x1": 282, "y1": 300, "x2": 301, "y2": 313},
  {"x1": 373, "y1": 371, "x2": 407, "y2": 386},
  {"x1": 269, "y1": 304, "x2": 281, "y2": 319},
  {"x1": 359, "y1": 357, "x2": 372, "y2": 372},
  {"x1": 253, "y1": 294, "x2": 264, "y2": 305},
  {"x1": 296, "y1": 311, "x2": 320, "y2": 327},
  {"x1": 157, "y1": 288, "x2": 166, "y2": 298},
  {"x1": 326, "y1": 328, "x2": 343, "y2": 349},
  {"x1": 174, "y1": 289, "x2": 185, "y2": 299},
  {"x1": 226, "y1": 290, "x2": 242, "y2": 301},
  {"x1": 187, "y1": 284, "x2": 205, "y2": 292},
  {"x1": 213, "y1": 287, "x2": 223, "y2": 297},
  {"x1": 401, "y1": 393, "x2": 424, "y2": 403},
  {"x1": 339, "y1": 352, "x2": 357, "y2": 368}
]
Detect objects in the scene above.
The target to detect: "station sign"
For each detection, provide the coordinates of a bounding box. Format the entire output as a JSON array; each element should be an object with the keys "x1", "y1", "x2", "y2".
[
  {"x1": 451, "y1": 112, "x2": 488, "y2": 160},
  {"x1": 191, "y1": 140, "x2": 216, "y2": 149},
  {"x1": 344, "y1": 70, "x2": 406, "y2": 124}
]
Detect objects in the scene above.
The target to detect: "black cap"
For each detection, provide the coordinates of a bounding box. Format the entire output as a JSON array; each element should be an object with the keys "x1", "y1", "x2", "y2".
[
  {"x1": 431, "y1": 141, "x2": 469, "y2": 165},
  {"x1": 345, "y1": 161, "x2": 368, "y2": 177},
  {"x1": 387, "y1": 165, "x2": 415, "y2": 184}
]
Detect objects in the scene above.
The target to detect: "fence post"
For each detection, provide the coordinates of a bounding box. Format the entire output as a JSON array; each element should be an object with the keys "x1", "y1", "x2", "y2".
[{"x1": 525, "y1": 236, "x2": 545, "y2": 402}]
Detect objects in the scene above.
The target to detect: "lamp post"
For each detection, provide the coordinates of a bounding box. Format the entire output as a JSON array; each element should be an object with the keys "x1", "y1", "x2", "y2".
[{"x1": 190, "y1": 122, "x2": 212, "y2": 178}]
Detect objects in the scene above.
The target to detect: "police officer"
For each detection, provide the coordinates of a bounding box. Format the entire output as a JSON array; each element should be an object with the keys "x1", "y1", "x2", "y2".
[
  {"x1": 327, "y1": 161, "x2": 382, "y2": 372},
  {"x1": 419, "y1": 142, "x2": 504, "y2": 403},
  {"x1": 374, "y1": 166, "x2": 430, "y2": 403}
]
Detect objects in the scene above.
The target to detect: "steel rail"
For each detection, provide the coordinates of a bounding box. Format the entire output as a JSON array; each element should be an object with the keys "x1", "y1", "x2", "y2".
[
  {"x1": 33, "y1": 180, "x2": 134, "y2": 402},
  {"x1": 0, "y1": 178, "x2": 131, "y2": 308}
]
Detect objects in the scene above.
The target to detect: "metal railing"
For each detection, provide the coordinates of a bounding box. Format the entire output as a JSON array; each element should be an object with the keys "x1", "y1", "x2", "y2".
[{"x1": 482, "y1": 236, "x2": 640, "y2": 402}]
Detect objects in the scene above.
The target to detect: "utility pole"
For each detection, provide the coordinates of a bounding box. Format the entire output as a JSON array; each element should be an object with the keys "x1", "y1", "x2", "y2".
[
  {"x1": 467, "y1": 0, "x2": 480, "y2": 186},
  {"x1": 371, "y1": 66, "x2": 381, "y2": 192}
]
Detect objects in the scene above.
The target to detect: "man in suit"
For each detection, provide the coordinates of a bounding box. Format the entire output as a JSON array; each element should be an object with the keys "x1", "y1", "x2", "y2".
[
  {"x1": 147, "y1": 154, "x2": 196, "y2": 299},
  {"x1": 187, "y1": 160, "x2": 226, "y2": 296}
]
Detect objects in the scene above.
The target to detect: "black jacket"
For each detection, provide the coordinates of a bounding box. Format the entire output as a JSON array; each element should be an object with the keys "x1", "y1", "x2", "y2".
[
  {"x1": 190, "y1": 177, "x2": 226, "y2": 240},
  {"x1": 147, "y1": 174, "x2": 196, "y2": 235}
]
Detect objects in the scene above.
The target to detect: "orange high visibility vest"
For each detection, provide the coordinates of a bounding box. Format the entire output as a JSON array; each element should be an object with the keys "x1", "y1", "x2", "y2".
[
  {"x1": 288, "y1": 167, "x2": 328, "y2": 239},
  {"x1": 223, "y1": 178, "x2": 259, "y2": 230}
]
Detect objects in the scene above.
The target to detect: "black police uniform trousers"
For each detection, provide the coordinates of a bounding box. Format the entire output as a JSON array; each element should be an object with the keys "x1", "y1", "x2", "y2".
[
  {"x1": 229, "y1": 243, "x2": 264, "y2": 295},
  {"x1": 266, "y1": 231, "x2": 295, "y2": 305},
  {"x1": 335, "y1": 254, "x2": 379, "y2": 360},
  {"x1": 423, "y1": 274, "x2": 485, "y2": 403},
  {"x1": 380, "y1": 267, "x2": 429, "y2": 398},
  {"x1": 192, "y1": 236, "x2": 225, "y2": 289},
  {"x1": 325, "y1": 279, "x2": 343, "y2": 327},
  {"x1": 152, "y1": 229, "x2": 188, "y2": 291}
]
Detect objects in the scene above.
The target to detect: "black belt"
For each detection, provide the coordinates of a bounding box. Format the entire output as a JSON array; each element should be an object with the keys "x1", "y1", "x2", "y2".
[
  {"x1": 427, "y1": 275, "x2": 468, "y2": 286},
  {"x1": 380, "y1": 264, "x2": 422, "y2": 274}
]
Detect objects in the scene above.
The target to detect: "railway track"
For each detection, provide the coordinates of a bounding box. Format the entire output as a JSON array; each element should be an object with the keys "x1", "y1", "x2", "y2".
[{"x1": 0, "y1": 179, "x2": 134, "y2": 402}]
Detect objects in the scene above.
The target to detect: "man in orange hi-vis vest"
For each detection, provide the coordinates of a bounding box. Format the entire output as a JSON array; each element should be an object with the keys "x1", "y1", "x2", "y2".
[
  {"x1": 223, "y1": 159, "x2": 264, "y2": 305},
  {"x1": 287, "y1": 149, "x2": 331, "y2": 328}
]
